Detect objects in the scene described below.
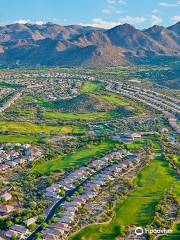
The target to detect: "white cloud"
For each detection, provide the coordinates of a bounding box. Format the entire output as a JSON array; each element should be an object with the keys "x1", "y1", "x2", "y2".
[
  {"x1": 14, "y1": 19, "x2": 29, "y2": 24},
  {"x1": 152, "y1": 9, "x2": 159, "y2": 14},
  {"x1": 13, "y1": 19, "x2": 45, "y2": 25},
  {"x1": 35, "y1": 21, "x2": 45, "y2": 25},
  {"x1": 115, "y1": 9, "x2": 124, "y2": 13},
  {"x1": 118, "y1": 0, "x2": 127, "y2": 4},
  {"x1": 102, "y1": 7, "x2": 123, "y2": 14},
  {"x1": 107, "y1": 0, "x2": 116, "y2": 4},
  {"x1": 119, "y1": 16, "x2": 146, "y2": 25},
  {"x1": 160, "y1": 1, "x2": 180, "y2": 7},
  {"x1": 102, "y1": 8, "x2": 112, "y2": 14},
  {"x1": 80, "y1": 16, "x2": 146, "y2": 29},
  {"x1": 80, "y1": 18, "x2": 122, "y2": 29},
  {"x1": 107, "y1": 0, "x2": 127, "y2": 4},
  {"x1": 171, "y1": 15, "x2": 180, "y2": 22},
  {"x1": 103, "y1": 0, "x2": 126, "y2": 14},
  {"x1": 151, "y1": 15, "x2": 163, "y2": 25}
]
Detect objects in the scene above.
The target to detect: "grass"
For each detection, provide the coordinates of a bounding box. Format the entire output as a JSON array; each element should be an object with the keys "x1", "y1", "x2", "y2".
[
  {"x1": 33, "y1": 140, "x2": 118, "y2": 174},
  {"x1": 157, "y1": 236, "x2": 180, "y2": 240},
  {"x1": 0, "y1": 134, "x2": 45, "y2": 144},
  {"x1": 173, "y1": 155, "x2": 180, "y2": 164},
  {"x1": 43, "y1": 108, "x2": 132, "y2": 121},
  {"x1": 80, "y1": 81, "x2": 104, "y2": 93},
  {"x1": 157, "y1": 223, "x2": 180, "y2": 240},
  {"x1": 173, "y1": 223, "x2": 180, "y2": 233},
  {"x1": 43, "y1": 111, "x2": 114, "y2": 121},
  {"x1": 80, "y1": 81, "x2": 144, "y2": 113},
  {"x1": 96, "y1": 94, "x2": 130, "y2": 106},
  {"x1": 0, "y1": 121, "x2": 84, "y2": 135},
  {"x1": 71, "y1": 152, "x2": 178, "y2": 240}
]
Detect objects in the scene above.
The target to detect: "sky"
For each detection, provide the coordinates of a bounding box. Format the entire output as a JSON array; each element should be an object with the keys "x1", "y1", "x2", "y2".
[{"x1": 0, "y1": 0, "x2": 180, "y2": 29}]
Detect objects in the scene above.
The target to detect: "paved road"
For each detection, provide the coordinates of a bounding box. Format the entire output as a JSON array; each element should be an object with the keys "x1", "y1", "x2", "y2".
[{"x1": 26, "y1": 161, "x2": 118, "y2": 240}]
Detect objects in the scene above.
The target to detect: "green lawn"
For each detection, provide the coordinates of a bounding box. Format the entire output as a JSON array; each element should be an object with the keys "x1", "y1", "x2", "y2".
[
  {"x1": 157, "y1": 223, "x2": 180, "y2": 240},
  {"x1": 173, "y1": 155, "x2": 180, "y2": 164},
  {"x1": 96, "y1": 94, "x2": 130, "y2": 106},
  {"x1": 0, "y1": 134, "x2": 45, "y2": 144},
  {"x1": 157, "y1": 236, "x2": 180, "y2": 240},
  {"x1": 0, "y1": 121, "x2": 84, "y2": 135},
  {"x1": 71, "y1": 154, "x2": 177, "y2": 240},
  {"x1": 33, "y1": 140, "x2": 117, "y2": 174},
  {"x1": 80, "y1": 81, "x2": 104, "y2": 93},
  {"x1": 43, "y1": 109, "x2": 128, "y2": 121}
]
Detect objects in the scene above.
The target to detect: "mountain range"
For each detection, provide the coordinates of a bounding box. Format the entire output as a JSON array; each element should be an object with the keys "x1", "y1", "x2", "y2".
[{"x1": 0, "y1": 21, "x2": 179, "y2": 67}]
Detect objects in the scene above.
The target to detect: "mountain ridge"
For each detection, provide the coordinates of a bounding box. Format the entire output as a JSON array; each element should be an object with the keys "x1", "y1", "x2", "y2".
[{"x1": 0, "y1": 22, "x2": 179, "y2": 67}]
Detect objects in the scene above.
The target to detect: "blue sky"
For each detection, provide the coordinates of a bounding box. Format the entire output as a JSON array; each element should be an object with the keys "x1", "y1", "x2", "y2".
[{"x1": 0, "y1": 0, "x2": 180, "y2": 28}]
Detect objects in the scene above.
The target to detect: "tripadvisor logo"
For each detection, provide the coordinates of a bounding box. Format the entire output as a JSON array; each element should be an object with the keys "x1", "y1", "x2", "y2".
[
  {"x1": 135, "y1": 227, "x2": 144, "y2": 236},
  {"x1": 134, "y1": 227, "x2": 173, "y2": 236}
]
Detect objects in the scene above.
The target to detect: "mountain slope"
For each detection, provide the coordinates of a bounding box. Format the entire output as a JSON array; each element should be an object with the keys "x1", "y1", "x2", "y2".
[
  {"x1": 0, "y1": 22, "x2": 179, "y2": 67},
  {"x1": 144, "y1": 25, "x2": 180, "y2": 53},
  {"x1": 0, "y1": 23, "x2": 103, "y2": 43},
  {"x1": 168, "y1": 22, "x2": 180, "y2": 36}
]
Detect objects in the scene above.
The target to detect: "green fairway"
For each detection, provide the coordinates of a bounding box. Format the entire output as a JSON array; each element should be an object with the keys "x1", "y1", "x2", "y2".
[
  {"x1": 43, "y1": 108, "x2": 129, "y2": 121},
  {"x1": 43, "y1": 111, "x2": 113, "y2": 121},
  {"x1": 80, "y1": 81, "x2": 104, "y2": 93},
  {"x1": 173, "y1": 155, "x2": 180, "y2": 164},
  {"x1": 157, "y1": 223, "x2": 180, "y2": 240},
  {"x1": 157, "y1": 236, "x2": 180, "y2": 240},
  {"x1": 33, "y1": 140, "x2": 117, "y2": 174},
  {"x1": 71, "y1": 155, "x2": 177, "y2": 240},
  {"x1": 0, "y1": 121, "x2": 84, "y2": 135},
  {"x1": 96, "y1": 94, "x2": 130, "y2": 106},
  {"x1": 0, "y1": 134, "x2": 45, "y2": 144}
]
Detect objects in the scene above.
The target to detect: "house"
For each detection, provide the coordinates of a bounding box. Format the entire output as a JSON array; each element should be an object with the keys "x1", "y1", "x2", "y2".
[
  {"x1": 48, "y1": 225, "x2": 65, "y2": 235},
  {"x1": 57, "y1": 215, "x2": 74, "y2": 224},
  {"x1": 131, "y1": 133, "x2": 141, "y2": 139},
  {"x1": 45, "y1": 191, "x2": 59, "y2": 200},
  {"x1": 46, "y1": 183, "x2": 60, "y2": 193},
  {"x1": 93, "y1": 180, "x2": 105, "y2": 186},
  {"x1": 112, "y1": 135, "x2": 121, "y2": 142},
  {"x1": 50, "y1": 222, "x2": 70, "y2": 232},
  {"x1": 109, "y1": 165, "x2": 119, "y2": 172},
  {"x1": 85, "y1": 191, "x2": 97, "y2": 199},
  {"x1": 42, "y1": 228, "x2": 61, "y2": 236},
  {"x1": 42, "y1": 229, "x2": 60, "y2": 239},
  {"x1": 0, "y1": 236, "x2": 6, "y2": 240},
  {"x1": 65, "y1": 206, "x2": 78, "y2": 213},
  {"x1": 65, "y1": 201, "x2": 82, "y2": 208},
  {"x1": 63, "y1": 178, "x2": 74, "y2": 185},
  {"x1": 5, "y1": 225, "x2": 28, "y2": 239},
  {"x1": 85, "y1": 183, "x2": 101, "y2": 191},
  {"x1": 0, "y1": 204, "x2": 15, "y2": 214},
  {"x1": 5, "y1": 230, "x2": 22, "y2": 239},
  {"x1": 24, "y1": 216, "x2": 37, "y2": 227},
  {"x1": 60, "y1": 211, "x2": 76, "y2": 218},
  {"x1": 6, "y1": 161, "x2": 18, "y2": 167},
  {"x1": 1, "y1": 164, "x2": 10, "y2": 171},
  {"x1": 54, "y1": 222, "x2": 71, "y2": 230},
  {"x1": 121, "y1": 162, "x2": 128, "y2": 169},
  {"x1": 42, "y1": 233, "x2": 58, "y2": 240},
  {"x1": 10, "y1": 224, "x2": 28, "y2": 235},
  {"x1": 0, "y1": 192, "x2": 12, "y2": 201},
  {"x1": 72, "y1": 196, "x2": 86, "y2": 204},
  {"x1": 14, "y1": 158, "x2": 27, "y2": 165},
  {"x1": 124, "y1": 160, "x2": 133, "y2": 167}
]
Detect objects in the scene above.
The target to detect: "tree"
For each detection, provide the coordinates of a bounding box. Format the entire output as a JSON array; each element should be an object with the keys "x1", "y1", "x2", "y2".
[
  {"x1": 41, "y1": 223, "x2": 47, "y2": 229},
  {"x1": 38, "y1": 215, "x2": 45, "y2": 223},
  {"x1": 29, "y1": 223, "x2": 37, "y2": 231},
  {"x1": 11, "y1": 234, "x2": 18, "y2": 240},
  {"x1": 35, "y1": 232, "x2": 42, "y2": 239}
]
